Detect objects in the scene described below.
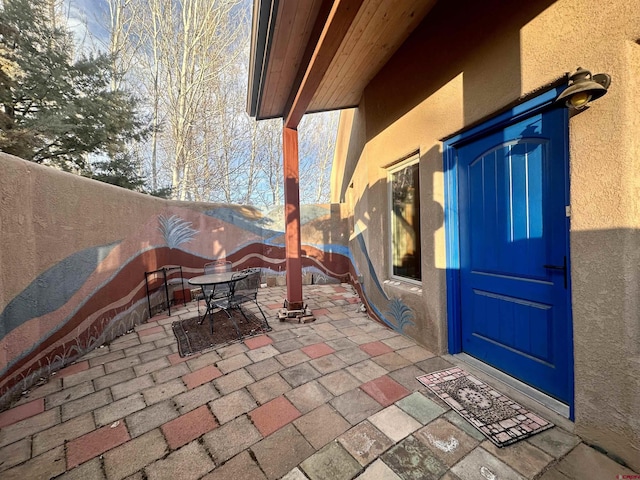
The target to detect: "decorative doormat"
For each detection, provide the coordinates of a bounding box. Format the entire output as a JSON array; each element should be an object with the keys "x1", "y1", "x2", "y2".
[
  {"x1": 172, "y1": 309, "x2": 271, "y2": 357},
  {"x1": 416, "y1": 367, "x2": 553, "y2": 447}
]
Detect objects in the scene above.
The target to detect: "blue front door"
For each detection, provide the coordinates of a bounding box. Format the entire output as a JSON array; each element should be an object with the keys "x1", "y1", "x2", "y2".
[{"x1": 457, "y1": 107, "x2": 572, "y2": 403}]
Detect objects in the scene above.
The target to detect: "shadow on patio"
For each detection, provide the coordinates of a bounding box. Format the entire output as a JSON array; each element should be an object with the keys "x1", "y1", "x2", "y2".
[{"x1": 1, "y1": 284, "x2": 632, "y2": 480}]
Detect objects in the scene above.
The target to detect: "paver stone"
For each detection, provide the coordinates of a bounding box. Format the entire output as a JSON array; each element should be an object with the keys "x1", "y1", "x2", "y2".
[
  {"x1": 318, "y1": 370, "x2": 360, "y2": 396},
  {"x1": 451, "y1": 446, "x2": 525, "y2": 480},
  {"x1": 330, "y1": 388, "x2": 382, "y2": 425},
  {"x1": 347, "y1": 360, "x2": 387, "y2": 383},
  {"x1": 145, "y1": 441, "x2": 214, "y2": 480},
  {"x1": 251, "y1": 424, "x2": 315, "y2": 480},
  {"x1": 56, "y1": 458, "x2": 104, "y2": 480},
  {"x1": 396, "y1": 392, "x2": 446, "y2": 424},
  {"x1": 382, "y1": 436, "x2": 448, "y2": 480},
  {"x1": 280, "y1": 362, "x2": 321, "y2": 387},
  {"x1": 293, "y1": 404, "x2": 350, "y2": 449},
  {"x1": 32, "y1": 412, "x2": 95, "y2": 456},
  {"x1": 209, "y1": 389, "x2": 257, "y2": 424},
  {"x1": 414, "y1": 418, "x2": 478, "y2": 467},
  {"x1": 369, "y1": 405, "x2": 421, "y2": 442},
  {"x1": 0, "y1": 398, "x2": 45, "y2": 428},
  {"x1": 556, "y1": 443, "x2": 637, "y2": 479},
  {"x1": 248, "y1": 374, "x2": 291, "y2": 404},
  {"x1": 249, "y1": 396, "x2": 301, "y2": 437},
  {"x1": 337, "y1": 420, "x2": 394, "y2": 466},
  {"x1": 481, "y1": 439, "x2": 553, "y2": 477},
  {"x1": 161, "y1": 405, "x2": 218, "y2": 449},
  {"x1": 299, "y1": 441, "x2": 361, "y2": 480},
  {"x1": 361, "y1": 375, "x2": 410, "y2": 406},
  {"x1": 200, "y1": 450, "x2": 267, "y2": 480},
  {"x1": 285, "y1": 380, "x2": 334, "y2": 414},
  {"x1": 67, "y1": 421, "x2": 130, "y2": 469},
  {"x1": 202, "y1": 415, "x2": 262, "y2": 464},
  {"x1": 0, "y1": 408, "x2": 61, "y2": 448},
  {"x1": 103, "y1": 429, "x2": 168, "y2": 480},
  {"x1": 0, "y1": 438, "x2": 31, "y2": 472},
  {"x1": 126, "y1": 400, "x2": 179, "y2": 438},
  {"x1": 358, "y1": 459, "x2": 402, "y2": 480},
  {"x1": 1, "y1": 446, "x2": 66, "y2": 480},
  {"x1": 526, "y1": 427, "x2": 581, "y2": 458}
]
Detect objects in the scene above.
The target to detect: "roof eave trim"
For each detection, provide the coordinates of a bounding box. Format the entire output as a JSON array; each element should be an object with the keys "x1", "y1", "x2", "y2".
[{"x1": 247, "y1": 0, "x2": 279, "y2": 118}]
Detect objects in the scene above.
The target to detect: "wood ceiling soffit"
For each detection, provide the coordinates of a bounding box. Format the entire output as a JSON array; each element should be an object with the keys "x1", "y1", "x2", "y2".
[
  {"x1": 310, "y1": 0, "x2": 437, "y2": 111},
  {"x1": 261, "y1": 0, "x2": 324, "y2": 118},
  {"x1": 311, "y1": 0, "x2": 383, "y2": 110},
  {"x1": 284, "y1": 0, "x2": 366, "y2": 128}
]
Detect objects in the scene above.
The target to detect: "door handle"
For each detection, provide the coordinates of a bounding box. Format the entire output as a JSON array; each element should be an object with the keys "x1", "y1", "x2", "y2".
[{"x1": 543, "y1": 256, "x2": 567, "y2": 289}]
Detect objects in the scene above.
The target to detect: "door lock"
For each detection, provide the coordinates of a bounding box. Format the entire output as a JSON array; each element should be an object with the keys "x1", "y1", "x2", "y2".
[{"x1": 543, "y1": 256, "x2": 567, "y2": 289}]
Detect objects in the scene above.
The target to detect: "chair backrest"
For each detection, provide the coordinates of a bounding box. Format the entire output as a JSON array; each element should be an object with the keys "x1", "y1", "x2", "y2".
[
  {"x1": 232, "y1": 269, "x2": 260, "y2": 303},
  {"x1": 202, "y1": 260, "x2": 232, "y2": 297},
  {"x1": 204, "y1": 260, "x2": 232, "y2": 274}
]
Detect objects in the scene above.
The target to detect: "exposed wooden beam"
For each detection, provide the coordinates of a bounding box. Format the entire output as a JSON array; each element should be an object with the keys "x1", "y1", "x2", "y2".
[
  {"x1": 284, "y1": 0, "x2": 364, "y2": 128},
  {"x1": 282, "y1": 126, "x2": 304, "y2": 310}
]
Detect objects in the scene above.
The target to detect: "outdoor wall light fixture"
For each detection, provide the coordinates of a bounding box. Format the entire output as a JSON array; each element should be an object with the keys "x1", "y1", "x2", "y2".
[{"x1": 556, "y1": 67, "x2": 611, "y2": 110}]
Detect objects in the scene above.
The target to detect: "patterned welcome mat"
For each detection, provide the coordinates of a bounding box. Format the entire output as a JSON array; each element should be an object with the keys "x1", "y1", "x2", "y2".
[
  {"x1": 417, "y1": 367, "x2": 553, "y2": 447},
  {"x1": 172, "y1": 309, "x2": 271, "y2": 357}
]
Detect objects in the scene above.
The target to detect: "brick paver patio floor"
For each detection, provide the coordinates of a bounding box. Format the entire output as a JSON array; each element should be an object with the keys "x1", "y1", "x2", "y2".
[{"x1": 0, "y1": 284, "x2": 637, "y2": 479}]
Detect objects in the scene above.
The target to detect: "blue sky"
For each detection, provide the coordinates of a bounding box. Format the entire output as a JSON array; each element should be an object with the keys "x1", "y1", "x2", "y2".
[
  {"x1": 64, "y1": 0, "x2": 252, "y2": 50},
  {"x1": 65, "y1": 0, "x2": 109, "y2": 49}
]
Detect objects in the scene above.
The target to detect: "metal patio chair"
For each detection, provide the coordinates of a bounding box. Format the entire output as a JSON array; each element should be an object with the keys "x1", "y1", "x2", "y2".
[
  {"x1": 227, "y1": 268, "x2": 268, "y2": 326},
  {"x1": 197, "y1": 260, "x2": 232, "y2": 317}
]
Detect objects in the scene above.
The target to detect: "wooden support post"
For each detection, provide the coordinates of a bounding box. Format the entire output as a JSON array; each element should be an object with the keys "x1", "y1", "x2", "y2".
[{"x1": 282, "y1": 126, "x2": 304, "y2": 311}]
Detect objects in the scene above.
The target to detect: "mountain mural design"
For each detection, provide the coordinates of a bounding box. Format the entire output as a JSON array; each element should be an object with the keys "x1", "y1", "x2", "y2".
[{"x1": 0, "y1": 205, "x2": 356, "y2": 408}]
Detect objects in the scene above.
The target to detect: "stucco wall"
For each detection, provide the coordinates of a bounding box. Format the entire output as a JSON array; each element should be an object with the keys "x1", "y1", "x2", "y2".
[
  {"x1": 0, "y1": 153, "x2": 351, "y2": 410},
  {"x1": 334, "y1": 0, "x2": 640, "y2": 469}
]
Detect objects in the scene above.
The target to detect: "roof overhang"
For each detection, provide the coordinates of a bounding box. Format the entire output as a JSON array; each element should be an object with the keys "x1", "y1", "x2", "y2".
[{"x1": 247, "y1": 0, "x2": 438, "y2": 125}]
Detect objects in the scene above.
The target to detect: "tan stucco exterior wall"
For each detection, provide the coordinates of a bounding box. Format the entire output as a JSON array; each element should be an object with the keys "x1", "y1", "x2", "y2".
[
  {"x1": 1, "y1": 154, "x2": 167, "y2": 306},
  {"x1": 334, "y1": 0, "x2": 640, "y2": 469}
]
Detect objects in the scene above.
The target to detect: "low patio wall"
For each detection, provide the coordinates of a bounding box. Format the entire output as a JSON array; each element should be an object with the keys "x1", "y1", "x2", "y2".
[{"x1": 0, "y1": 153, "x2": 353, "y2": 410}]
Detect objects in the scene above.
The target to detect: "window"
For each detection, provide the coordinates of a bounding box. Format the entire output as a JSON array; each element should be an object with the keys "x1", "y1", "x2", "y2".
[{"x1": 389, "y1": 156, "x2": 421, "y2": 282}]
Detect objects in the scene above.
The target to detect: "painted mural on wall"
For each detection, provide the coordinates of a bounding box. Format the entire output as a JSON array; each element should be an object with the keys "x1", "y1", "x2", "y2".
[
  {"x1": 350, "y1": 227, "x2": 417, "y2": 335},
  {"x1": 0, "y1": 203, "x2": 352, "y2": 409},
  {"x1": 158, "y1": 214, "x2": 197, "y2": 249},
  {"x1": 0, "y1": 152, "x2": 414, "y2": 418}
]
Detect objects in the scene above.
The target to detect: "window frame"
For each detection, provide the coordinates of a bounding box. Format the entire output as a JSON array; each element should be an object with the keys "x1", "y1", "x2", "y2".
[{"x1": 387, "y1": 153, "x2": 422, "y2": 285}]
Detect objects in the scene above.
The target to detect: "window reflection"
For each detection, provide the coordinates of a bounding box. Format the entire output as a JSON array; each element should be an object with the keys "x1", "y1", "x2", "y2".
[{"x1": 390, "y1": 160, "x2": 421, "y2": 281}]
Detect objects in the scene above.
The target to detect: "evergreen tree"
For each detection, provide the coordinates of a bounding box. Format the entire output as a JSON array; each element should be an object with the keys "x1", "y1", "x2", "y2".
[
  {"x1": 0, "y1": 0, "x2": 148, "y2": 173},
  {"x1": 88, "y1": 153, "x2": 146, "y2": 191}
]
